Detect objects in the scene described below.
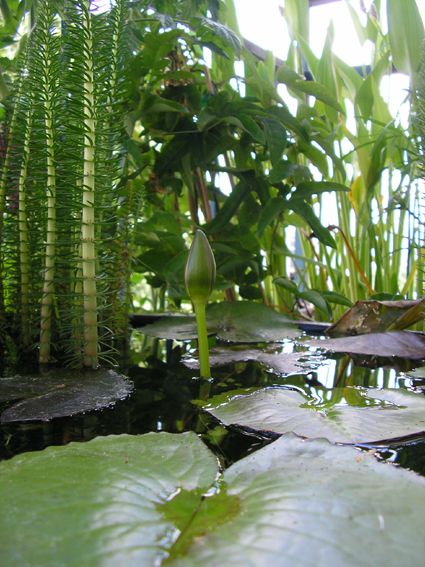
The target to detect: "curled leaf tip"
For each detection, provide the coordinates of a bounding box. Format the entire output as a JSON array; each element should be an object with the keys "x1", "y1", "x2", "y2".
[{"x1": 185, "y1": 229, "x2": 216, "y2": 304}]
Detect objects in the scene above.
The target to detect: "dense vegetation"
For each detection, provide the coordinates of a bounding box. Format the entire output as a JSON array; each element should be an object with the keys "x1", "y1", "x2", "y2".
[{"x1": 0, "y1": 0, "x2": 423, "y2": 366}]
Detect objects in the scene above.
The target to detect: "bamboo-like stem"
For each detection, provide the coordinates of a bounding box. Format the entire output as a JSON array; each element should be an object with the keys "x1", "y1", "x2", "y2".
[
  {"x1": 0, "y1": 69, "x2": 27, "y2": 317},
  {"x1": 39, "y1": 48, "x2": 57, "y2": 363},
  {"x1": 81, "y1": 0, "x2": 98, "y2": 368},
  {"x1": 193, "y1": 300, "x2": 211, "y2": 379},
  {"x1": 17, "y1": 111, "x2": 32, "y2": 348}
]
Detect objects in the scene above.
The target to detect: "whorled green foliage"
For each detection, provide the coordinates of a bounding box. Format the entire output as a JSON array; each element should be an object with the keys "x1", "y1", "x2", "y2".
[{"x1": 0, "y1": 0, "x2": 131, "y2": 367}]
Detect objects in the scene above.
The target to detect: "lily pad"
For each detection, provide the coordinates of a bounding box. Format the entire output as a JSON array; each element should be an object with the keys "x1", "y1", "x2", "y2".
[
  {"x1": 184, "y1": 347, "x2": 322, "y2": 375},
  {"x1": 0, "y1": 369, "x2": 132, "y2": 423},
  {"x1": 0, "y1": 432, "x2": 217, "y2": 566},
  {"x1": 142, "y1": 301, "x2": 300, "y2": 342},
  {"x1": 205, "y1": 387, "x2": 425, "y2": 444},
  {"x1": 308, "y1": 330, "x2": 425, "y2": 359},
  {"x1": 174, "y1": 435, "x2": 425, "y2": 567},
  {"x1": 327, "y1": 299, "x2": 425, "y2": 337},
  {"x1": 1, "y1": 432, "x2": 425, "y2": 566}
]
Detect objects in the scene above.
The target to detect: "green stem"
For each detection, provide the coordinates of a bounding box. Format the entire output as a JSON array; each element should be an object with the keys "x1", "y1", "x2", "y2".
[
  {"x1": 193, "y1": 301, "x2": 211, "y2": 379},
  {"x1": 81, "y1": 0, "x2": 98, "y2": 368},
  {"x1": 39, "y1": 96, "x2": 57, "y2": 363},
  {"x1": 18, "y1": 111, "x2": 32, "y2": 348}
]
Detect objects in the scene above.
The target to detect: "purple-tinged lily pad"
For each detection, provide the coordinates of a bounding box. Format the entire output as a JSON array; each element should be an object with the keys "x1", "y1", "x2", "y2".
[{"x1": 308, "y1": 330, "x2": 425, "y2": 359}]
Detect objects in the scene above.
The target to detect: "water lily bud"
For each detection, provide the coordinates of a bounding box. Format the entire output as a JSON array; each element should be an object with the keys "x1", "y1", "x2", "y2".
[{"x1": 185, "y1": 229, "x2": 216, "y2": 304}]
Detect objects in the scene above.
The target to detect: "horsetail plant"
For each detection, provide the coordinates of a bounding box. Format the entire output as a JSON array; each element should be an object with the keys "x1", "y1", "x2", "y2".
[
  {"x1": 185, "y1": 230, "x2": 216, "y2": 379},
  {"x1": 0, "y1": 0, "x2": 131, "y2": 367}
]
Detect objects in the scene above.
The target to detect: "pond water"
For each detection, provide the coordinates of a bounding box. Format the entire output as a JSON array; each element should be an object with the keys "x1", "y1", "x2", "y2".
[{"x1": 1, "y1": 332, "x2": 425, "y2": 476}]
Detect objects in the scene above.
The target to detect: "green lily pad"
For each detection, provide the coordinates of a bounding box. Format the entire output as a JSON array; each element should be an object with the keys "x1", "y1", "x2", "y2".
[
  {"x1": 1, "y1": 432, "x2": 425, "y2": 566},
  {"x1": 184, "y1": 347, "x2": 323, "y2": 375},
  {"x1": 0, "y1": 369, "x2": 133, "y2": 423},
  {"x1": 205, "y1": 387, "x2": 425, "y2": 444},
  {"x1": 175, "y1": 434, "x2": 425, "y2": 567},
  {"x1": 308, "y1": 330, "x2": 425, "y2": 359},
  {"x1": 142, "y1": 301, "x2": 300, "y2": 342}
]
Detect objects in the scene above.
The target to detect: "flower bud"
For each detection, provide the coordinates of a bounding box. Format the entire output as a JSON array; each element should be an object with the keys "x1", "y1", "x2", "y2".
[{"x1": 185, "y1": 229, "x2": 216, "y2": 304}]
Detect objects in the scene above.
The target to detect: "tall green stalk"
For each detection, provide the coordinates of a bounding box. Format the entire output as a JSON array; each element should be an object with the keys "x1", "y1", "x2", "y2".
[
  {"x1": 39, "y1": 78, "x2": 58, "y2": 363},
  {"x1": 80, "y1": 0, "x2": 98, "y2": 368}
]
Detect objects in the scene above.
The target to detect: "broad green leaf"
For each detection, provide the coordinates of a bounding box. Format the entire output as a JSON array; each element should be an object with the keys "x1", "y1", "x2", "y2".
[
  {"x1": 292, "y1": 79, "x2": 343, "y2": 113},
  {"x1": 142, "y1": 301, "x2": 300, "y2": 342},
  {"x1": 298, "y1": 289, "x2": 330, "y2": 317},
  {"x1": 0, "y1": 432, "x2": 218, "y2": 566},
  {"x1": 387, "y1": 0, "x2": 424, "y2": 75},
  {"x1": 176, "y1": 435, "x2": 425, "y2": 566},
  {"x1": 262, "y1": 117, "x2": 287, "y2": 166},
  {"x1": 309, "y1": 330, "x2": 425, "y2": 359},
  {"x1": 196, "y1": 16, "x2": 242, "y2": 56},
  {"x1": 257, "y1": 197, "x2": 287, "y2": 236},
  {"x1": 206, "y1": 387, "x2": 425, "y2": 444},
  {"x1": 321, "y1": 290, "x2": 353, "y2": 308},
  {"x1": 284, "y1": 0, "x2": 309, "y2": 41},
  {"x1": 207, "y1": 181, "x2": 251, "y2": 233},
  {"x1": 294, "y1": 181, "x2": 349, "y2": 200},
  {"x1": 2, "y1": 433, "x2": 425, "y2": 566},
  {"x1": 288, "y1": 199, "x2": 337, "y2": 248},
  {"x1": 0, "y1": 370, "x2": 132, "y2": 423},
  {"x1": 273, "y1": 276, "x2": 298, "y2": 294}
]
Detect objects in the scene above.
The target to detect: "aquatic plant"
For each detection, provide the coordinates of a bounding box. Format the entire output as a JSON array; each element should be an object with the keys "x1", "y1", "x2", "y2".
[
  {"x1": 0, "y1": 0, "x2": 130, "y2": 367},
  {"x1": 185, "y1": 229, "x2": 216, "y2": 378}
]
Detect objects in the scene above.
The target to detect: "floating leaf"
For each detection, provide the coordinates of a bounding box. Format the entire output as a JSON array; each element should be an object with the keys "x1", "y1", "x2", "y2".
[
  {"x1": 184, "y1": 347, "x2": 319, "y2": 375},
  {"x1": 2, "y1": 433, "x2": 424, "y2": 566},
  {"x1": 309, "y1": 330, "x2": 425, "y2": 359},
  {"x1": 205, "y1": 387, "x2": 425, "y2": 444},
  {"x1": 175, "y1": 435, "x2": 425, "y2": 567},
  {"x1": 0, "y1": 432, "x2": 218, "y2": 566},
  {"x1": 0, "y1": 369, "x2": 132, "y2": 423},
  {"x1": 327, "y1": 299, "x2": 425, "y2": 337},
  {"x1": 142, "y1": 302, "x2": 300, "y2": 343}
]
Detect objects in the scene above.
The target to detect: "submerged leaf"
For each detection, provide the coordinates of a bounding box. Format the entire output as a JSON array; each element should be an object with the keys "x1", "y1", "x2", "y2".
[
  {"x1": 2, "y1": 432, "x2": 425, "y2": 566},
  {"x1": 308, "y1": 330, "x2": 425, "y2": 359},
  {"x1": 205, "y1": 387, "x2": 425, "y2": 444},
  {"x1": 0, "y1": 369, "x2": 133, "y2": 423}
]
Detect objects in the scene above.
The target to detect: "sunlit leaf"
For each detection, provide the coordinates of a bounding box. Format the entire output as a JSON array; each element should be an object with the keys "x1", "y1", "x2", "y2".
[
  {"x1": 387, "y1": 0, "x2": 424, "y2": 75},
  {"x1": 2, "y1": 432, "x2": 425, "y2": 566},
  {"x1": 206, "y1": 387, "x2": 425, "y2": 444}
]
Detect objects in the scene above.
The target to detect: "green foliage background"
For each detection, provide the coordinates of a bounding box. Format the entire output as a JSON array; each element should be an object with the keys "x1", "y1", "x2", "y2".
[{"x1": 0, "y1": 0, "x2": 423, "y2": 365}]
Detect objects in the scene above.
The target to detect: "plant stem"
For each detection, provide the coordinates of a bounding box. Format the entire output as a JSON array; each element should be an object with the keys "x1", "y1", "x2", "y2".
[
  {"x1": 81, "y1": 0, "x2": 98, "y2": 368},
  {"x1": 18, "y1": 111, "x2": 32, "y2": 349},
  {"x1": 193, "y1": 300, "x2": 211, "y2": 379},
  {"x1": 39, "y1": 26, "x2": 57, "y2": 363}
]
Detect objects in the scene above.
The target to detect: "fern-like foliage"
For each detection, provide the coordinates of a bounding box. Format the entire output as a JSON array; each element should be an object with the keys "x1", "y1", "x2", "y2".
[{"x1": 0, "y1": 0, "x2": 131, "y2": 368}]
